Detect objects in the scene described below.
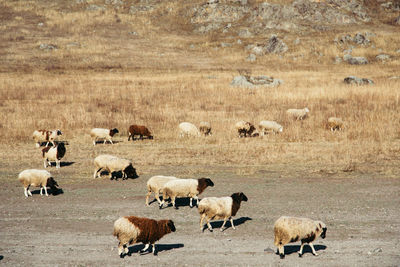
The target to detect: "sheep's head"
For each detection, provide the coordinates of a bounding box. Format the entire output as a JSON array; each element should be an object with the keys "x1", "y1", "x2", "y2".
[
  {"x1": 47, "y1": 177, "x2": 60, "y2": 195},
  {"x1": 167, "y1": 220, "x2": 176, "y2": 232},
  {"x1": 110, "y1": 128, "x2": 119, "y2": 136},
  {"x1": 304, "y1": 107, "x2": 310, "y2": 113},
  {"x1": 56, "y1": 129, "x2": 63, "y2": 136},
  {"x1": 231, "y1": 192, "x2": 248, "y2": 203},
  {"x1": 124, "y1": 164, "x2": 138, "y2": 179},
  {"x1": 203, "y1": 178, "x2": 214, "y2": 187},
  {"x1": 318, "y1": 221, "x2": 327, "y2": 239}
]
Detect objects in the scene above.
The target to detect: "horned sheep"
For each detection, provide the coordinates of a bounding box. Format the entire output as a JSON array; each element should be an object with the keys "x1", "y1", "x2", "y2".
[
  {"x1": 235, "y1": 121, "x2": 258, "y2": 137},
  {"x1": 274, "y1": 216, "x2": 327, "y2": 259},
  {"x1": 93, "y1": 154, "x2": 137, "y2": 180},
  {"x1": 128, "y1": 124, "x2": 153, "y2": 141},
  {"x1": 259, "y1": 120, "x2": 283, "y2": 135},
  {"x1": 198, "y1": 192, "x2": 248, "y2": 232},
  {"x1": 327, "y1": 117, "x2": 344, "y2": 131},
  {"x1": 160, "y1": 178, "x2": 214, "y2": 209},
  {"x1": 42, "y1": 142, "x2": 66, "y2": 169},
  {"x1": 286, "y1": 108, "x2": 310, "y2": 120},
  {"x1": 178, "y1": 122, "x2": 200, "y2": 137},
  {"x1": 17, "y1": 169, "x2": 60, "y2": 197},
  {"x1": 90, "y1": 128, "x2": 119, "y2": 145},
  {"x1": 113, "y1": 216, "x2": 176, "y2": 257},
  {"x1": 32, "y1": 129, "x2": 62, "y2": 147},
  {"x1": 199, "y1": 121, "x2": 212, "y2": 136},
  {"x1": 145, "y1": 175, "x2": 178, "y2": 206}
]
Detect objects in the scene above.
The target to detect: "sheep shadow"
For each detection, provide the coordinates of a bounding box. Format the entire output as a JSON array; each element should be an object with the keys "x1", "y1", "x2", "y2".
[
  {"x1": 161, "y1": 197, "x2": 197, "y2": 209},
  {"x1": 129, "y1": 136, "x2": 154, "y2": 141},
  {"x1": 127, "y1": 243, "x2": 184, "y2": 256},
  {"x1": 109, "y1": 171, "x2": 139, "y2": 180},
  {"x1": 202, "y1": 217, "x2": 253, "y2": 232},
  {"x1": 0, "y1": 255, "x2": 3, "y2": 261},
  {"x1": 46, "y1": 161, "x2": 75, "y2": 168},
  {"x1": 30, "y1": 188, "x2": 64, "y2": 196},
  {"x1": 278, "y1": 245, "x2": 327, "y2": 256},
  {"x1": 94, "y1": 140, "x2": 122, "y2": 145}
]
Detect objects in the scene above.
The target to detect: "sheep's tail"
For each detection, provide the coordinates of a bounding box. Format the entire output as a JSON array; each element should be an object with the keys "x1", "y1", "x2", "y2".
[
  {"x1": 197, "y1": 204, "x2": 207, "y2": 215},
  {"x1": 273, "y1": 227, "x2": 282, "y2": 246},
  {"x1": 113, "y1": 228, "x2": 119, "y2": 237}
]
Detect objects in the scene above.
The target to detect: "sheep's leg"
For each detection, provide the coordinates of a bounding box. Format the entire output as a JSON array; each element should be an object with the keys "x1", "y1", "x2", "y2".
[
  {"x1": 220, "y1": 218, "x2": 227, "y2": 231},
  {"x1": 28, "y1": 189, "x2": 32, "y2": 196},
  {"x1": 230, "y1": 217, "x2": 235, "y2": 230},
  {"x1": 200, "y1": 214, "x2": 206, "y2": 231},
  {"x1": 154, "y1": 191, "x2": 163, "y2": 205},
  {"x1": 298, "y1": 243, "x2": 305, "y2": 257},
  {"x1": 118, "y1": 242, "x2": 126, "y2": 258},
  {"x1": 206, "y1": 218, "x2": 213, "y2": 232},
  {"x1": 109, "y1": 138, "x2": 113, "y2": 144},
  {"x1": 145, "y1": 191, "x2": 152, "y2": 206},
  {"x1": 24, "y1": 187, "x2": 29, "y2": 197},
  {"x1": 172, "y1": 197, "x2": 177, "y2": 209},
  {"x1": 152, "y1": 244, "x2": 157, "y2": 255},
  {"x1": 103, "y1": 139, "x2": 107, "y2": 144},
  {"x1": 189, "y1": 197, "x2": 193, "y2": 208},
  {"x1": 40, "y1": 186, "x2": 43, "y2": 195},
  {"x1": 43, "y1": 186, "x2": 48, "y2": 196},
  {"x1": 93, "y1": 138, "x2": 96, "y2": 146},
  {"x1": 35, "y1": 142, "x2": 40, "y2": 148},
  {"x1": 128, "y1": 134, "x2": 131, "y2": 141},
  {"x1": 278, "y1": 245, "x2": 285, "y2": 259},
  {"x1": 193, "y1": 196, "x2": 199, "y2": 207},
  {"x1": 94, "y1": 168, "x2": 102, "y2": 179},
  {"x1": 56, "y1": 159, "x2": 60, "y2": 169},
  {"x1": 45, "y1": 141, "x2": 49, "y2": 147},
  {"x1": 309, "y1": 243, "x2": 318, "y2": 256},
  {"x1": 140, "y1": 243, "x2": 150, "y2": 253},
  {"x1": 43, "y1": 159, "x2": 47, "y2": 168}
]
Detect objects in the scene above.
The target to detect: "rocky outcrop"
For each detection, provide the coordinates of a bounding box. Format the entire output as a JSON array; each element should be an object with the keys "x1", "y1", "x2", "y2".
[
  {"x1": 344, "y1": 76, "x2": 374, "y2": 85},
  {"x1": 231, "y1": 75, "x2": 282, "y2": 88}
]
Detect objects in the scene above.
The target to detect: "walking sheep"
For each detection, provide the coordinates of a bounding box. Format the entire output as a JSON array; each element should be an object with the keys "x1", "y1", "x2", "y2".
[
  {"x1": 274, "y1": 216, "x2": 327, "y2": 259},
  {"x1": 199, "y1": 121, "x2": 212, "y2": 136},
  {"x1": 259, "y1": 120, "x2": 283, "y2": 135},
  {"x1": 235, "y1": 121, "x2": 257, "y2": 137},
  {"x1": 178, "y1": 122, "x2": 201, "y2": 137},
  {"x1": 18, "y1": 169, "x2": 60, "y2": 197},
  {"x1": 160, "y1": 178, "x2": 214, "y2": 209},
  {"x1": 286, "y1": 108, "x2": 310, "y2": 120},
  {"x1": 32, "y1": 129, "x2": 62, "y2": 147},
  {"x1": 90, "y1": 128, "x2": 119, "y2": 145},
  {"x1": 93, "y1": 154, "x2": 137, "y2": 180},
  {"x1": 198, "y1": 192, "x2": 248, "y2": 232},
  {"x1": 42, "y1": 142, "x2": 66, "y2": 169},
  {"x1": 113, "y1": 216, "x2": 176, "y2": 257},
  {"x1": 327, "y1": 117, "x2": 344, "y2": 131},
  {"x1": 128, "y1": 124, "x2": 153, "y2": 141},
  {"x1": 146, "y1": 175, "x2": 179, "y2": 206}
]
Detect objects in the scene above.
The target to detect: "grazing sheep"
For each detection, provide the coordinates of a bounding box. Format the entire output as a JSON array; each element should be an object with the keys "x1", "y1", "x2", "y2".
[
  {"x1": 327, "y1": 117, "x2": 344, "y2": 131},
  {"x1": 90, "y1": 128, "x2": 119, "y2": 145},
  {"x1": 93, "y1": 154, "x2": 137, "y2": 180},
  {"x1": 199, "y1": 121, "x2": 212, "y2": 136},
  {"x1": 17, "y1": 169, "x2": 59, "y2": 197},
  {"x1": 198, "y1": 192, "x2": 248, "y2": 232},
  {"x1": 274, "y1": 216, "x2": 327, "y2": 259},
  {"x1": 113, "y1": 216, "x2": 176, "y2": 257},
  {"x1": 235, "y1": 121, "x2": 257, "y2": 138},
  {"x1": 286, "y1": 108, "x2": 310, "y2": 120},
  {"x1": 178, "y1": 122, "x2": 200, "y2": 137},
  {"x1": 42, "y1": 143, "x2": 66, "y2": 169},
  {"x1": 145, "y1": 175, "x2": 179, "y2": 206},
  {"x1": 259, "y1": 120, "x2": 283, "y2": 135},
  {"x1": 128, "y1": 124, "x2": 153, "y2": 141},
  {"x1": 160, "y1": 178, "x2": 214, "y2": 209},
  {"x1": 32, "y1": 129, "x2": 62, "y2": 147}
]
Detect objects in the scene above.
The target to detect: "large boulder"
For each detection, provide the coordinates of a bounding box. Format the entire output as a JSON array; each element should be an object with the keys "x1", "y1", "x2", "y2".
[
  {"x1": 344, "y1": 76, "x2": 374, "y2": 85},
  {"x1": 231, "y1": 75, "x2": 282, "y2": 88}
]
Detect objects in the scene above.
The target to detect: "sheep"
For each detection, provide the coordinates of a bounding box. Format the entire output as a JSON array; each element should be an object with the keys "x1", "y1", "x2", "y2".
[
  {"x1": 199, "y1": 121, "x2": 212, "y2": 136},
  {"x1": 274, "y1": 216, "x2": 327, "y2": 259},
  {"x1": 128, "y1": 124, "x2": 153, "y2": 141},
  {"x1": 93, "y1": 154, "x2": 137, "y2": 180},
  {"x1": 145, "y1": 175, "x2": 179, "y2": 206},
  {"x1": 178, "y1": 122, "x2": 200, "y2": 137},
  {"x1": 198, "y1": 192, "x2": 248, "y2": 232},
  {"x1": 17, "y1": 169, "x2": 60, "y2": 197},
  {"x1": 32, "y1": 129, "x2": 62, "y2": 147},
  {"x1": 235, "y1": 121, "x2": 257, "y2": 138},
  {"x1": 327, "y1": 117, "x2": 344, "y2": 131},
  {"x1": 90, "y1": 128, "x2": 119, "y2": 145},
  {"x1": 42, "y1": 142, "x2": 66, "y2": 169},
  {"x1": 113, "y1": 216, "x2": 176, "y2": 257},
  {"x1": 259, "y1": 120, "x2": 283, "y2": 135},
  {"x1": 286, "y1": 108, "x2": 310, "y2": 120},
  {"x1": 160, "y1": 178, "x2": 214, "y2": 209}
]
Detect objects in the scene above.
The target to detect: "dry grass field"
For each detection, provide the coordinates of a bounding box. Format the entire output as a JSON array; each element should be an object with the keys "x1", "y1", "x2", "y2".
[{"x1": 0, "y1": 0, "x2": 399, "y2": 266}]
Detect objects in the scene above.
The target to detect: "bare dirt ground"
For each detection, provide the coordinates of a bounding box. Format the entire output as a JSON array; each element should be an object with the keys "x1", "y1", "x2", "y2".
[{"x1": 0, "y1": 140, "x2": 399, "y2": 267}]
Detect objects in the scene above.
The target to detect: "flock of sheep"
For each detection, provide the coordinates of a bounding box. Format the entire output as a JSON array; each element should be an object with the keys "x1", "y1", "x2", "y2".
[{"x1": 19, "y1": 110, "x2": 333, "y2": 259}]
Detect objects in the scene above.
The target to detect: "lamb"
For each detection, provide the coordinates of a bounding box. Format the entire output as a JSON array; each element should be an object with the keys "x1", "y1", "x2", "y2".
[
  {"x1": 113, "y1": 216, "x2": 176, "y2": 257},
  {"x1": 32, "y1": 129, "x2": 62, "y2": 147},
  {"x1": 42, "y1": 142, "x2": 66, "y2": 169},
  {"x1": 327, "y1": 117, "x2": 344, "y2": 131},
  {"x1": 199, "y1": 121, "x2": 212, "y2": 136},
  {"x1": 93, "y1": 154, "x2": 137, "y2": 180},
  {"x1": 160, "y1": 178, "x2": 214, "y2": 209},
  {"x1": 259, "y1": 120, "x2": 283, "y2": 135},
  {"x1": 178, "y1": 122, "x2": 200, "y2": 137},
  {"x1": 274, "y1": 216, "x2": 327, "y2": 259},
  {"x1": 198, "y1": 192, "x2": 248, "y2": 232},
  {"x1": 145, "y1": 175, "x2": 179, "y2": 206},
  {"x1": 235, "y1": 121, "x2": 257, "y2": 137},
  {"x1": 90, "y1": 128, "x2": 119, "y2": 145},
  {"x1": 286, "y1": 108, "x2": 310, "y2": 120},
  {"x1": 17, "y1": 169, "x2": 60, "y2": 197},
  {"x1": 128, "y1": 124, "x2": 153, "y2": 141}
]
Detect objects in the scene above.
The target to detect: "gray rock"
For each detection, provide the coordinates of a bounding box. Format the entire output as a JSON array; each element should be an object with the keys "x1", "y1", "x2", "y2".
[
  {"x1": 334, "y1": 56, "x2": 342, "y2": 64},
  {"x1": 231, "y1": 75, "x2": 282, "y2": 88},
  {"x1": 39, "y1": 43, "x2": 58, "y2": 51},
  {"x1": 86, "y1": 4, "x2": 105, "y2": 11},
  {"x1": 238, "y1": 29, "x2": 252, "y2": 38},
  {"x1": 66, "y1": 42, "x2": 80, "y2": 48},
  {"x1": 105, "y1": 0, "x2": 123, "y2": 5},
  {"x1": 128, "y1": 31, "x2": 138, "y2": 36},
  {"x1": 293, "y1": 38, "x2": 300, "y2": 45},
  {"x1": 246, "y1": 54, "x2": 256, "y2": 62},
  {"x1": 353, "y1": 33, "x2": 370, "y2": 45},
  {"x1": 231, "y1": 76, "x2": 254, "y2": 88},
  {"x1": 265, "y1": 35, "x2": 288, "y2": 54},
  {"x1": 38, "y1": 22, "x2": 44, "y2": 27},
  {"x1": 389, "y1": 76, "x2": 400, "y2": 80},
  {"x1": 343, "y1": 54, "x2": 353, "y2": 61},
  {"x1": 221, "y1": 42, "x2": 232, "y2": 48},
  {"x1": 240, "y1": 0, "x2": 248, "y2": 5},
  {"x1": 344, "y1": 76, "x2": 374, "y2": 85},
  {"x1": 376, "y1": 54, "x2": 390, "y2": 61},
  {"x1": 237, "y1": 39, "x2": 242, "y2": 44},
  {"x1": 346, "y1": 56, "x2": 368, "y2": 65},
  {"x1": 251, "y1": 46, "x2": 264, "y2": 55}
]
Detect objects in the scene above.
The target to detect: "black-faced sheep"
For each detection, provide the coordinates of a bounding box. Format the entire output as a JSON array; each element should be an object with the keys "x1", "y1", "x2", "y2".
[
  {"x1": 145, "y1": 175, "x2": 178, "y2": 206},
  {"x1": 235, "y1": 121, "x2": 257, "y2": 138},
  {"x1": 113, "y1": 216, "x2": 176, "y2": 257},
  {"x1": 32, "y1": 129, "x2": 62, "y2": 147},
  {"x1": 178, "y1": 122, "x2": 200, "y2": 137},
  {"x1": 259, "y1": 120, "x2": 283, "y2": 135},
  {"x1": 42, "y1": 142, "x2": 66, "y2": 169},
  {"x1": 274, "y1": 216, "x2": 327, "y2": 258},
  {"x1": 327, "y1": 117, "x2": 344, "y2": 131},
  {"x1": 160, "y1": 178, "x2": 214, "y2": 209},
  {"x1": 90, "y1": 128, "x2": 119, "y2": 145},
  {"x1": 93, "y1": 154, "x2": 137, "y2": 180},
  {"x1": 199, "y1": 121, "x2": 212, "y2": 136},
  {"x1": 286, "y1": 108, "x2": 310, "y2": 120},
  {"x1": 18, "y1": 169, "x2": 60, "y2": 197},
  {"x1": 198, "y1": 192, "x2": 248, "y2": 232},
  {"x1": 128, "y1": 124, "x2": 153, "y2": 141}
]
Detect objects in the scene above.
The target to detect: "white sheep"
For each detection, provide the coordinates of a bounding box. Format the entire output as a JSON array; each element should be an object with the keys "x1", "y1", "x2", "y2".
[
  {"x1": 90, "y1": 128, "x2": 119, "y2": 145},
  {"x1": 93, "y1": 154, "x2": 137, "y2": 180},
  {"x1": 235, "y1": 121, "x2": 257, "y2": 137},
  {"x1": 160, "y1": 178, "x2": 214, "y2": 209},
  {"x1": 327, "y1": 117, "x2": 344, "y2": 131},
  {"x1": 42, "y1": 143, "x2": 66, "y2": 169},
  {"x1": 17, "y1": 169, "x2": 59, "y2": 197},
  {"x1": 32, "y1": 129, "x2": 62, "y2": 147},
  {"x1": 259, "y1": 120, "x2": 283, "y2": 135},
  {"x1": 178, "y1": 122, "x2": 200, "y2": 137},
  {"x1": 274, "y1": 216, "x2": 327, "y2": 258},
  {"x1": 198, "y1": 192, "x2": 248, "y2": 232},
  {"x1": 113, "y1": 216, "x2": 176, "y2": 257},
  {"x1": 145, "y1": 175, "x2": 179, "y2": 206},
  {"x1": 286, "y1": 108, "x2": 310, "y2": 120},
  {"x1": 199, "y1": 121, "x2": 212, "y2": 136}
]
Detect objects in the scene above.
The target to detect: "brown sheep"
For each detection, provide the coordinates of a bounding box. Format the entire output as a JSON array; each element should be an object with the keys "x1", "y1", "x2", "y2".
[{"x1": 128, "y1": 125, "x2": 153, "y2": 141}]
